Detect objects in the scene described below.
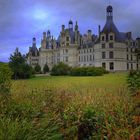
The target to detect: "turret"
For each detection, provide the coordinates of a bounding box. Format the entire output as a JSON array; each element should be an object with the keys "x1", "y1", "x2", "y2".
[
  {"x1": 69, "y1": 19, "x2": 73, "y2": 30},
  {"x1": 43, "y1": 32, "x2": 46, "y2": 40},
  {"x1": 75, "y1": 21, "x2": 78, "y2": 31},
  {"x1": 62, "y1": 25, "x2": 65, "y2": 32},
  {"x1": 107, "y1": 5, "x2": 113, "y2": 21},
  {"x1": 32, "y1": 37, "x2": 36, "y2": 48},
  {"x1": 47, "y1": 30, "x2": 51, "y2": 38}
]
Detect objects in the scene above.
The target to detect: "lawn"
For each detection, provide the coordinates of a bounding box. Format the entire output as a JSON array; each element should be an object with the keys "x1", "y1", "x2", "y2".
[{"x1": 1, "y1": 73, "x2": 140, "y2": 140}]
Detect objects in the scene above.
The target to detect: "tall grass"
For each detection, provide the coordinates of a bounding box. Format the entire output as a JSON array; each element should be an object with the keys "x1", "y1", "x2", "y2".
[{"x1": 0, "y1": 73, "x2": 139, "y2": 139}]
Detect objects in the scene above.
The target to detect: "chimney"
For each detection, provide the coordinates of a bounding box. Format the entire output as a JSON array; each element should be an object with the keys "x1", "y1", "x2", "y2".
[
  {"x1": 98, "y1": 25, "x2": 101, "y2": 36},
  {"x1": 62, "y1": 25, "x2": 65, "y2": 31},
  {"x1": 127, "y1": 32, "x2": 132, "y2": 40}
]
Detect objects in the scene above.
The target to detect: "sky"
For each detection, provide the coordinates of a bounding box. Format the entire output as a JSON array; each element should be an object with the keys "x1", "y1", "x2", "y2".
[{"x1": 0, "y1": 0, "x2": 140, "y2": 62}]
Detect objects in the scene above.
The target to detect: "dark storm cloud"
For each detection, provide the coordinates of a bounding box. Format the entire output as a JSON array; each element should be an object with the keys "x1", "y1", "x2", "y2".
[{"x1": 0, "y1": 0, "x2": 140, "y2": 62}]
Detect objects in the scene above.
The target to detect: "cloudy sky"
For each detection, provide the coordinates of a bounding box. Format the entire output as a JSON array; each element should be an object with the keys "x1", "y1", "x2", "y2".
[{"x1": 0, "y1": 0, "x2": 140, "y2": 62}]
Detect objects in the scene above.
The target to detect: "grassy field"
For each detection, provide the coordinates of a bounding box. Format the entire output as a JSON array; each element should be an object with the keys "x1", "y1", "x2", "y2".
[{"x1": 1, "y1": 73, "x2": 140, "y2": 140}]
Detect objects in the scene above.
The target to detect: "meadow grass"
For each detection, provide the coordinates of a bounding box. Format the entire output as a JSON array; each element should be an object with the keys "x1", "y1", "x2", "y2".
[{"x1": 1, "y1": 73, "x2": 140, "y2": 140}]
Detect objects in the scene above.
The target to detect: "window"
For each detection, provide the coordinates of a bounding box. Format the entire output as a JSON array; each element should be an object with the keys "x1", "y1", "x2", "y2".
[
  {"x1": 127, "y1": 55, "x2": 129, "y2": 60},
  {"x1": 137, "y1": 63, "x2": 139, "y2": 69},
  {"x1": 66, "y1": 36, "x2": 69, "y2": 41},
  {"x1": 90, "y1": 55, "x2": 92, "y2": 61},
  {"x1": 127, "y1": 63, "x2": 129, "y2": 70},
  {"x1": 87, "y1": 56, "x2": 89, "y2": 61},
  {"x1": 110, "y1": 62, "x2": 114, "y2": 70},
  {"x1": 102, "y1": 43, "x2": 105, "y2": 49},
  {"x1": 66, "y1": 49, "x2": 68, "y2": 53},
  {"x1": 131, "y1": 55, "x2": 133, "y2": 61},
  {"x1": 102, "y1": 36, "x2": 105, "y2": 41},
  {"x1": 102, "y1": 52, "x2": 106, "y2": 59},
  {"x1": 79, "y1": 56, "x2": 80, "y2": 62},
  {"x1": 93, "y1": 55, "x2": 94, "y2": 60},
  {"x1": 66, "y1": 56, "x2": 68, "y2": 62},
  {"x1": 102, "y1": 63, "x2": 106, "y2": 69},
  {"x1": 84, "y1": 56, "x2": 86, "y2": 62},
  {"x1": 66, "y1": 43, "x2": 69, "y2": 46},
  {"x1": 131, "y1": 63, "x2": 133, "y2": 70},
  {"x1": 90, "y1": 49, "x2": 92, "y2": 52},
  {"x1": 110, "y1": 35, "x2": 113, "y2": 41},
  {"x1": 109, "y1": 51, "x2": 114, "y2": 59},
  {"x1": 109, "y1": 43, "x2": 113, "y2": 48}
]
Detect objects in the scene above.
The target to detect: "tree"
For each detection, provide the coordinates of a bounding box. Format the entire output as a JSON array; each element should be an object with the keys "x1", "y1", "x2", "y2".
[
  {"x1": 34, "y1": 64, "x2": 41, "y2": 74},
  {"x1": 43, "y1": 63, "x2": 49, "y2": 74},
  {"x1": 135, "y1": 48, "x2": 140, "y2": 70},
  {"x1": 0, "y1": 63, "x2": 12, "y2": 94},
  {"x1": 9, "y1": 48, "x2": 33, "y2": 79}
]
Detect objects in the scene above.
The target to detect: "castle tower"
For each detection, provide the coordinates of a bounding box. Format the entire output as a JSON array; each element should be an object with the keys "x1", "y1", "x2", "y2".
[
  {"x1": 75, "y1": 21, "x2": 78, "y2": 31},
  {"x1": 69, "y1": 19, "x2": 73, "y2": 30},
  {"x1": 32, "y1": 37, "x2": 36, "y2": 48},
  {"x1": 43, "y1": 32, "x2": 46, "y2": 40},
  {"x1": 107, "y1": 5, "x2": 113, "y2": 21}
]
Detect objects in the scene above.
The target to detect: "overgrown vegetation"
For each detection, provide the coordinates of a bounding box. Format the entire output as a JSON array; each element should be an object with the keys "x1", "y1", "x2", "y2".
[
  {"x1": 0, "y1": 73, "x2": 140, "y2": 139},
  {"x1": 0, "y1": 63, "x2": 12, "y2": 94},
  {"x1": 127, "y1": 70, "x2": 140, "y2": 94}
]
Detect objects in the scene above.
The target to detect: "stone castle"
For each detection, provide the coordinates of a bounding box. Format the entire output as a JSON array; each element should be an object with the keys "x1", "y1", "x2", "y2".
[{"x1": 27, "y1": 5, "x2": 140, "y2": 71}]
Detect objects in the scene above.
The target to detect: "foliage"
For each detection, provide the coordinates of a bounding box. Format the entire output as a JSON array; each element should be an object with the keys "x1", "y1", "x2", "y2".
[
  {"x1": 51, "y1": 62, "x2": 71, "y2": 76},
  {"x1": 9, "y1": 48, "x2": 33, "y2": 79},
  {"x1": 0, "y1": 63, "x2": 12, "y2": 94},
  {"x1": 43, "y1": 63, "x2": 49, "y2": 73},
  {"x1": 70, "y1": 67, "x2": 108, "y2": 76},
  {"x1": 127, "y1": 70, "x2": 140, "y2": 94},
  {"x1": 34, "y1": 64, "x2": 41, "y2": 74}
]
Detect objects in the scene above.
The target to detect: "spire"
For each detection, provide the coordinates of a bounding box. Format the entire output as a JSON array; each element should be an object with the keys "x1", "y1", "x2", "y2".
[
  {"x1": 106, "y1": 5, "x2": 113, "y2": 21},
  {"x1": 75, "y1": 21, "x2": 78, "y2": 31}
]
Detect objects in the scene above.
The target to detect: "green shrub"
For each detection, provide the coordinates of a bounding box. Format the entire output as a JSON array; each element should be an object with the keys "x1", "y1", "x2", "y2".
[
  {"x1": 43, "y1": 63, "x2": 49, "y2": 73},
  {"x1": 0, "y1": 64, "x2": 12, "y2": 94},
  {"x1": 34, "y1": 64, "x2": 41, "y2": 74},
  {"x1": 70, "y1": 67, "x2": 107, "y2": 76},
  {"x1": 51, "y1": 62, "x2": 71, "y2": 76},
  {"x1": 127, "y1": 70, "x2": 140, "y2": 94}
]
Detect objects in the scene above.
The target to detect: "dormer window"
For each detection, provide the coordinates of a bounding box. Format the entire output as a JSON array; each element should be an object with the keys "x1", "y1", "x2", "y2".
[
  {"x1": 110, "y1": 35, "x2": 113, "y2": 41},
  {"x1": 66, "y1": 36, "x2": 69, "y2": 41},
  {"x1": 102, "y1": 36, "x2": 105, "y2": 41}
]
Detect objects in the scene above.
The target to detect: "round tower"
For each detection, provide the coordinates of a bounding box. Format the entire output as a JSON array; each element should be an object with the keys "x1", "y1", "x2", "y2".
[{"x1": 107, "y1": 5, "x2": 113, "y2": 20}]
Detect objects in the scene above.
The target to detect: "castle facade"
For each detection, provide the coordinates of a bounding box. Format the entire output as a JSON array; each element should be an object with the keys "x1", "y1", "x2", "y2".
[{"x1": 27, "y1": 5, "x2": 140, "y2": 71}]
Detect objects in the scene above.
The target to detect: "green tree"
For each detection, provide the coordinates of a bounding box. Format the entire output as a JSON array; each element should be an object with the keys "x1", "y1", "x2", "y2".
[
  {"x1": 43, "y1": 63, "x2": 49, "y2": 74},
  {"x1": 135, "y1": 48, "x2": 140, "y2": 70},
  {"x1": 0, "y1": 63, "x2": 12, "y2": 94},
  {"x1": 34, "y1": 64, "x2": 41, "y2": 74},
  {"x1": 9, "y1": 48, "x2": 33, "y2": 79}
]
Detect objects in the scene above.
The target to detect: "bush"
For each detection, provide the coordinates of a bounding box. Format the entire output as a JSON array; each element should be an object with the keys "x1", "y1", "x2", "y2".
[
  {"x1": 0, "y1": 64, "x2": 12, "y2": 94},
  {"x1": 70, "y1": 67, "x2": 107, "y2": 76},
  {"x1": 34, "y1": 64, "x2": 41, "y2": 74},
  {"x1": 51, "y1": 62, "x2": 71, "y2": 76},
  {"x1": 127, "y1": 70, "x2": 140, "y2": 94},
  {"x1": 43, "y1": 63, "x2": 49, "y2": 74}
]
